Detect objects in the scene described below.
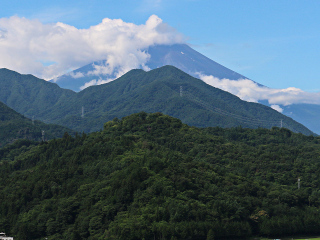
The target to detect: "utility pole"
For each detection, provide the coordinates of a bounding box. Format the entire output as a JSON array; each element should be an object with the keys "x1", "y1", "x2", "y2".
[{"x1": 298, "y1": 178, "x2": 301, "y2": 189}]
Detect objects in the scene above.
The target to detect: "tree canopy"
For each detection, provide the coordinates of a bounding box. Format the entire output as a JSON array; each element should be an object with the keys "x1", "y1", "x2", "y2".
[{"x1": 0, "y1": 112, "x2": 320, "y2": 239}]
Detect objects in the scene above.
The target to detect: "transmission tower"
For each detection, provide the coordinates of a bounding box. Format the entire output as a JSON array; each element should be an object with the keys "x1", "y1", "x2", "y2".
[
  {"x1": 81, "y1": 106, "x2": 84, "y2": 118},
  {"x1": 180, "y1": 86, "x2": 183, "y2": 97},
  {"x1": 42, "y1": 130, "x2": 45, "y2": 142}
]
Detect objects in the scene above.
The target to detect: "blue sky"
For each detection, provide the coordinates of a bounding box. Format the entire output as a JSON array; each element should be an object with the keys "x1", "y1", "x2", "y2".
[{"x1": 1, "y1": 0, "x2": 319, "y2": 91}]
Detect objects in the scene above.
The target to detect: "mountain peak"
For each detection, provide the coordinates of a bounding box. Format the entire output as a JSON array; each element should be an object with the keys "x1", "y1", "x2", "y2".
[{"x1": 51, "y1": 44, "x2": 249, "y2": 92}]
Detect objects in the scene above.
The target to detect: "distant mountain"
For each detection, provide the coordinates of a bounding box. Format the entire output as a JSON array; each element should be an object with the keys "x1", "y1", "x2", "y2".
[
  {"x1": 256, "y1": 101, "x2": 320, "y2": 135},
  {"x1": 281, "y1": 104, "x2": 320, "y2": 134},
  {"x1": 146, "y1": 44, "x2": 247, "y2": 80},
  {"x1": 0, "y1": 68, "x2": 74, "y2": 117},
  {"x1": 51, "y1": 43, "x2": 320, "y2": 135},
  {"x1": 0, "y1": 101, "x2": 74, "y2": 147},
  {"x1": 51, "y1": 44, "x2": 250, "y2": 92},
  {"x1": 0, "y1": 66, "x2": 313, "y2": 135}
]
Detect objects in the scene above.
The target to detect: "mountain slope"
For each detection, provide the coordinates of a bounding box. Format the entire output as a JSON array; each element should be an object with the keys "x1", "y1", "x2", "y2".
[
  {"x1": 0, "y1": 66, "x2": 314, "y2": 135},
  {"x1": 52, "y1": 66, "x2": 314, "y2": 134},
  {"x1": 0, "y1": 101, "x2": 74, "y2": 147},
  {"x1": 281, "y1": 104, "x2": 320, "y2": 134},
  {"x1": 0, "y1": 68, "x2": 75, "y2": 117},
  {"x1": 52, "y1": 44, "x2": 250, "y2": 92},
  {"x1": 1, "y1": 112, "x2": 320, "y2": 239},
  {"x1": 146, "y1": 44, "x2": 247, "y2": 80},
  {"x1": 52, "y1": 43, "x2": 320, "y2": 135}
]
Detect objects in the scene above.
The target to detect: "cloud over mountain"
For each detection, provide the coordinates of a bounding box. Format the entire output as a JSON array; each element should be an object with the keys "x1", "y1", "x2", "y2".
[
  {"x1": 198, "y1": 73, "x2": 320, "y2": 110},
  {"x1": 0, "y1": 15, "x2": 185, "y2": 80}
]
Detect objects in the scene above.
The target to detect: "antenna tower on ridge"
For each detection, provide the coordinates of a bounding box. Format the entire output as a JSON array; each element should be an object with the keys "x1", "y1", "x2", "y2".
[{"x1": 42, "y1": 130, "x2": 45, "y2": 142}]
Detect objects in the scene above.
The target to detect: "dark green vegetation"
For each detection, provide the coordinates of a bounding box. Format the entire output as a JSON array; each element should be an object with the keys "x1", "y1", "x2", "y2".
[
  {"x1": 1, "y1": 112, "x2": 320, "y2": 239},
  {"x1": 0, "y1": 101, "x2": 74, "y2": 147},
  {"x1": 0, "y1": 66, "x2": 314, "y2": 135}
]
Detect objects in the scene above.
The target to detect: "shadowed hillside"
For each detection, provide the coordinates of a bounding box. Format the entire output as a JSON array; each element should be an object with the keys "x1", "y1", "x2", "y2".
[{"x1": 0, "y1": 101, "x2": 74, "y2": 147}]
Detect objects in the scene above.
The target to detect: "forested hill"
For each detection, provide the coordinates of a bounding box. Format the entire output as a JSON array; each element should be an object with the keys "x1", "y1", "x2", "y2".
[
  {"x1": 0, "y1": 67, "x2": 314, "y2": 135},
  {"x1": 0, "y1": 101, "x2": 74, "y2": 147},
  {"x1": 1, "y1": 112, "x2": 320, "y2": 239}
]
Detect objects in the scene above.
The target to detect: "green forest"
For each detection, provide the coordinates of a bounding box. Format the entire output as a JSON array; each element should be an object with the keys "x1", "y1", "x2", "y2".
[
  {"x1": 0, "y1": 101, "x2": 74, "y2": 147},
  {"x1": 0, "y1": 67, "x2": 314, "y2": 135},
  {"x1": 1, "y1": 112, "x2": 320, "y2": 239}
]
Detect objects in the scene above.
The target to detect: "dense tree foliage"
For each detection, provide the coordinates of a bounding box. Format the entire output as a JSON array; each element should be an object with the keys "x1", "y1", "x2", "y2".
[
  {"x1": 0, "y1": 67, "x2": 313, "y2": 135},
  {"x1": 0, "y1": 112, "x2": 319, "y2": 239},
  {"x1": 0, "y1": 101, "x2": 75, "y2": 147}
]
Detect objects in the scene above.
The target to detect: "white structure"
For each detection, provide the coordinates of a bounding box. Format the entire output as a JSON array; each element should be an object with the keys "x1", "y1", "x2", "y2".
[{"x1": 0, "y1": 232, "x2": 13, "y2": 240}]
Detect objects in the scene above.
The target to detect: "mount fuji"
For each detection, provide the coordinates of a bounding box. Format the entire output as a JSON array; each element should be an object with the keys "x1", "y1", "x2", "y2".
[{"x1": 51, "y1": 44, "x2": 250, "y2": 92}]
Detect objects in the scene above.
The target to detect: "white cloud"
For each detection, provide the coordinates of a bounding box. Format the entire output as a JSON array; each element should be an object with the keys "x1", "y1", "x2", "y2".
[
  {"x1": 67, "y1": 71, "x2": 85, "y2": 79},
  {"x1": 270, "y1": 105, "x2": 283, "y2": 113},
  {"x1": 0, "y1": 15, "x2": 185, "y2": 80},
  {"x1": 80, "y1": 79, "x2": 98, "y2": 90},
  {"x1": 198, "y1": 73, "x2": 320, "y2": 106},
  {"x1": 79, "y1": 77, "x2": 114, "y2": 91}
]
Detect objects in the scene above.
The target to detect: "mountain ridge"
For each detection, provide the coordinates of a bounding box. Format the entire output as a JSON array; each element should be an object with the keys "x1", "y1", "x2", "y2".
[
  {"x1": 0, "y1": 66, "x2": 314, "y2": 135},
  {"x1": 0, "y1": 101, "x2": 74, "y2": 147},
  {"x1": 50, "y1": 43, "x2": 320, "y2": 135},
  {"x1": 51, "y1": 44, "x2": 251, "y2": 92}
]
